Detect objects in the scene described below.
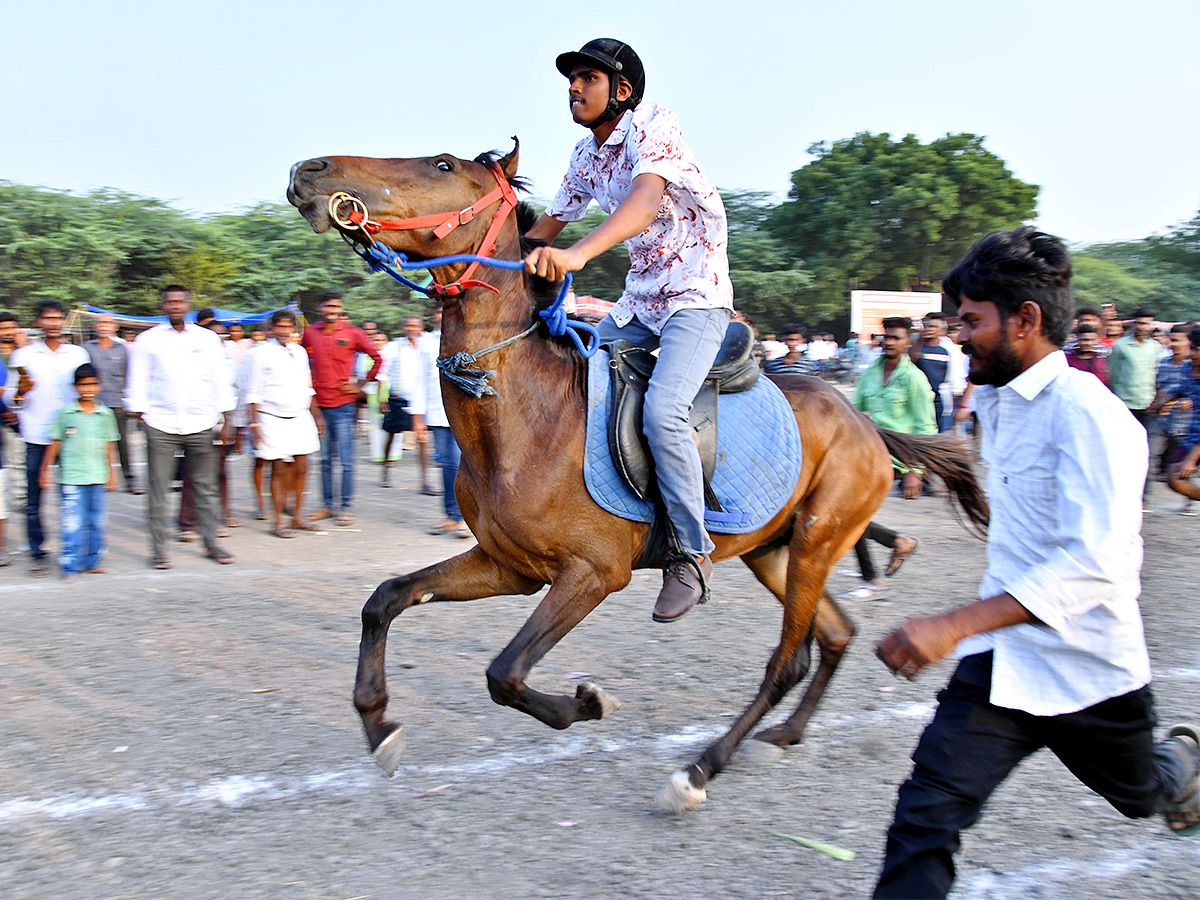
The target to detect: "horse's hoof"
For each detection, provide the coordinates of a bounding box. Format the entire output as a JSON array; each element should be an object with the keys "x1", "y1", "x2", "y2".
[
  {"x1": 656, "y1": 769, "x2": 707, "y2": 814},
  {"x1": 752, "y1": 724, "x2": 803, "y2": 748},
  {"x1": 577, "y1": 682, "x2": 622, "y2": 719},
  {"x1": 738, "y1": 738, "x2": 787, "y2": 765},
  {"x1": 372, "y1": 726, "x2": 406, "y2": 776}
]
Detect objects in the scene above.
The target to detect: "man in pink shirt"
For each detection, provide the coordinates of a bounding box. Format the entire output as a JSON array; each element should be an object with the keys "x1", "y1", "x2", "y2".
[
  {"x1": 524, "y1": 39, "x2": 734, "y2": 623},
  {"x1": 300, "y1": 290, "x2": 380, "y2": 526}
]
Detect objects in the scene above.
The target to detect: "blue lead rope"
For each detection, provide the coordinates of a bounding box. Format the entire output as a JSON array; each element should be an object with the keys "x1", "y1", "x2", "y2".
[{"x1": 354, "y1": 240, "x2": 601, "y2": 376}]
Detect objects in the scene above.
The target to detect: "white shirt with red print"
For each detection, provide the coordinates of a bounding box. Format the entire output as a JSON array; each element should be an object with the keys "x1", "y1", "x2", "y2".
[{"x1": 546, "y1": 103, "x2": 733, "y2": 335}]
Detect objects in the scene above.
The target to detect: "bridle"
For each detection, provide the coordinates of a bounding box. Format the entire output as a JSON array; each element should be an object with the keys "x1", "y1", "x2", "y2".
[{"x1": 327, "y1": 162, "x2": 519, "y2": 298}]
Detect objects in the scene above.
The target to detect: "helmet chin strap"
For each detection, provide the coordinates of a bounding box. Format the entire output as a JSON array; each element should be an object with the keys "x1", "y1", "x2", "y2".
[{"x1": 584, "y1": 75, "x2": 628, "y2": 129}]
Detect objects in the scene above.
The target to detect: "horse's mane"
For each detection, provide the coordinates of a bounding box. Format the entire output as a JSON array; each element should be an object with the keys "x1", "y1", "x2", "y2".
[{"x1": 473, "y1": 151, "x2": 593, "y2": 390}]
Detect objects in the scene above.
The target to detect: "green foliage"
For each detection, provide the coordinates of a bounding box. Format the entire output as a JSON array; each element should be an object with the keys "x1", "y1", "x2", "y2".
[
  {"x1": 554, "y1": 206, "x2": 630, "y2": 302},
  {"x1": 0, "y1": 183, "x2": 423, "y2": 326},
  {"x1": 1074, "y1": 213, "x2": 1200, "y2": 321},
  {"x1": 769, "y1": 133, "x2": 1039, "y2": 298}
]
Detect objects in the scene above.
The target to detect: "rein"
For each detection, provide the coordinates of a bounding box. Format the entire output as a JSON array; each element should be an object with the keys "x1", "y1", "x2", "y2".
[{"x1": 327, "y1": 165, "x2": 599, "y2": 398}]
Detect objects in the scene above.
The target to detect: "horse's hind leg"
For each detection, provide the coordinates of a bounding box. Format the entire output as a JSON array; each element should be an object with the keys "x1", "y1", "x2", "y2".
[
  {"x1": 740, "y1": 544, "x2": 858, "y2": 746},
  {"x1": 485, "y1": 560, "x2": 623, "y2": 730},
  {"x1": 659, "y1": 523, "x2": 828, "y2": 812},
  {"x1": 754, "y1": 592, "x2": 856, "y2": 746},
  {"x1": 355, "y1": 546, "x2": 541, "y2": 774}
]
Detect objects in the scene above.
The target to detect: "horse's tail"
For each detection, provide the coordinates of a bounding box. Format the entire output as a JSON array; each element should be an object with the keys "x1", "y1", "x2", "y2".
[{"x1": 875, "y1": 427, "x2": 990, "y2": 537}]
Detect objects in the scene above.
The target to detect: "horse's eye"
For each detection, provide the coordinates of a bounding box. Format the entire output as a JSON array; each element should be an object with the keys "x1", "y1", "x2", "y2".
[{"x1": 433, "y1": 159, "x2": 453, "y2": 173}]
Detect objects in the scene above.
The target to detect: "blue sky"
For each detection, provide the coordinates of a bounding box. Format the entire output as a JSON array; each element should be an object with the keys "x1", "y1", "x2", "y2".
[{"x1": 2, "y1": 0, "x2": 1197, "y2": 244}]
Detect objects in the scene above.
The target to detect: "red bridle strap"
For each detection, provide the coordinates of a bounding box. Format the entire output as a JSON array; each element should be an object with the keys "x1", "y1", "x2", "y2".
[{"x1": 344, "y1": 164, "x2": 520, "y2": 296}]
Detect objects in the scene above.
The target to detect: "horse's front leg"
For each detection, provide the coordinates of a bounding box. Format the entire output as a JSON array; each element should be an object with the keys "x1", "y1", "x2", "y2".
[
  {"x1": 485, "y1": 561, "x2": 622, "y2": 730},
  {"x1": 355, "y1": 546, "x2": 542, "y2": 774}
]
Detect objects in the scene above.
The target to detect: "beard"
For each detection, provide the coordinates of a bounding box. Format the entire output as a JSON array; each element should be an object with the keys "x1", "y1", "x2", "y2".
[{"x1": 964, "y1": 331, "x2": 1023, "y2": 387}]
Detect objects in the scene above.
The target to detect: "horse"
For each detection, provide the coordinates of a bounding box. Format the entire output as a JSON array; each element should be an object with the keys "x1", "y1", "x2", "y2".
[{"x1": 286, "y1": 142, "x2": 988, "y2": 811}]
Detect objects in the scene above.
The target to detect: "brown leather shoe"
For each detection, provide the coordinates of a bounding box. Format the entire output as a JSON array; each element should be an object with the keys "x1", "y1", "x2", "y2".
[{"x1": 653, "y1": 555, "x2": 713, "y2": 623}]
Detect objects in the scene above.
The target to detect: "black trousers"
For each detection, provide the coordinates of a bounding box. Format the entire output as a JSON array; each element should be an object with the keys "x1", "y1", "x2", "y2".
[
  {"x1": 874, "y1": 652, "x2": 1187, "y2": 899},
  {"x1": 853, "y1": 521, "x2": 898, "y2": 582}
]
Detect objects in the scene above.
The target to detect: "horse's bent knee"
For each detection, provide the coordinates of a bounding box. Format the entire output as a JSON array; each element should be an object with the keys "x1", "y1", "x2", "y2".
[
  {"x1": 485, "y1": 663, "x2": 521, "y2": 708},
  {"x1": 362, "y1": 576, "x2": 415, "y2": 628},
  {"x1": 764, "y1": 642, "x2": 812, "y2": 704}
]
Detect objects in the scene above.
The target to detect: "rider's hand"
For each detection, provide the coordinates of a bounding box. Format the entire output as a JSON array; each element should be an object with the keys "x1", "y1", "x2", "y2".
[{"x1": 523, "y1": 246, "x2": 585, "y2": 282}]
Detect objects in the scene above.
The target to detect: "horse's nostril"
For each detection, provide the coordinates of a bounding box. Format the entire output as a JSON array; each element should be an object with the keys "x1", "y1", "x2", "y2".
[{"x1": 293, "y1": 157, "x2": 334, "y2": 185}]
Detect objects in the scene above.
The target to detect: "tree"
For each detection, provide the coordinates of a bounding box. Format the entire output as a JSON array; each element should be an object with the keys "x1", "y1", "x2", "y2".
[{"x1": 769, "y1": 133, "x2": 1039, "y2": 300}]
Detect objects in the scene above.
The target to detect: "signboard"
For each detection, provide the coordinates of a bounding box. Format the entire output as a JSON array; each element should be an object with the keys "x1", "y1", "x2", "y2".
[{"x1": 850, "y1": 290, "x2": 943, "y2": 338}]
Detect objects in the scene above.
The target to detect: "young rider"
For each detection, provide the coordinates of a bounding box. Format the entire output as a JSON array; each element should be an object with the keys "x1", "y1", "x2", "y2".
[{"x1": 524, "y1": 38, "x2": 734, "y2": 623}]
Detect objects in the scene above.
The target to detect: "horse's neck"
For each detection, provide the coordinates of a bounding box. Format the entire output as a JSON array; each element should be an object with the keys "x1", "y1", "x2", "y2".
[{"x1": 439, "y1": 267, "x2": 585, "y2": 456}]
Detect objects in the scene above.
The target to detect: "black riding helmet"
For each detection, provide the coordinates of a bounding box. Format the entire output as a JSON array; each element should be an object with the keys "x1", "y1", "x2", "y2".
[{"x1": 555, "y1": 38, "x2": 645, "y2": 128}]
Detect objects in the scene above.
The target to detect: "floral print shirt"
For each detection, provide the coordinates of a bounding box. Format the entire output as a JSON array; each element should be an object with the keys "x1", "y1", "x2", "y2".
[{"x1": 547, "y1": 103, "x2": 733, "y2": 334}]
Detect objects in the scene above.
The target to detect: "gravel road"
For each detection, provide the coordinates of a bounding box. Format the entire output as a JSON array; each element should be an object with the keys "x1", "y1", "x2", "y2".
[{"x1": 2, "y1": 443, "x2": 1198, "y2": 899}]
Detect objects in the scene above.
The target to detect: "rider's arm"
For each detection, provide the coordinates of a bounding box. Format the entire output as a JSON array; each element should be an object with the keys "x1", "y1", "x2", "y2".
[
  {"x1": 524, "y1": 173, "x2": 667, "y2": 282},
  {"x1": 525, "y1": 214, "x2": 568, "y2": 244}
]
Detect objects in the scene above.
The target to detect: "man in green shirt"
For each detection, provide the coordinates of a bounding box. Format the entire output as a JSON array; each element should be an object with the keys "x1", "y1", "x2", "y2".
[
  {"x1": 39, "y1": 364, "x2": 118, "y2": 579},
  {"x1": 848, "y1": 317, "x2": 934, "y2": 598},
  {"x1": 1108, "y1": 307, "x2": 1161, "y2": 507}
]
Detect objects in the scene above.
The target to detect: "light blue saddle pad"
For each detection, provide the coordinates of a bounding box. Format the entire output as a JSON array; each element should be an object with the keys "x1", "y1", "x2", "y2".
[{"x1": 583, "y1": 348, "x2": 803, "y2": 534}]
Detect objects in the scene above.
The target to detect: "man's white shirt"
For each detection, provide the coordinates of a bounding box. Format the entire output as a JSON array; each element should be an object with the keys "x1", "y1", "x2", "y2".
[
  {"x1": 125, "y1": 323, "x2": 236, "y2": 434},
  {"x1": 245, "y1": 339, "x2": 315, "y2": 418},
  {"x1": 8, "y1": 341, "x2": 90, "y2": 445},
  {"x1": 957, "y1": 350, "x2": 1152, "y2": 716}
]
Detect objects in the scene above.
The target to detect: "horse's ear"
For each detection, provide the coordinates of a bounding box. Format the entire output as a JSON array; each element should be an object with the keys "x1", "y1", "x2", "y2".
[{"x1": 497, "y1": 137, "x2": 519, "y2": 180}]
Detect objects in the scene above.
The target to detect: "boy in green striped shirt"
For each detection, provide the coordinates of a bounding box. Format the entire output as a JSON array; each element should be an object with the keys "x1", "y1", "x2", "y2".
[{"x1": 39, "y1": 364, "x2": 118, "y2": 580}]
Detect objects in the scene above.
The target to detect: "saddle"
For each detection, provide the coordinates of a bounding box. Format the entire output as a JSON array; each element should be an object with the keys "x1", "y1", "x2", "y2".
[{"x1": 607, "y1": 320, "x2": 760, "y2": 508}]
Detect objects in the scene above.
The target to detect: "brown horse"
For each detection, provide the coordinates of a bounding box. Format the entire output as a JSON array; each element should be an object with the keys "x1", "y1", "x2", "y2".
[{"x1": 287, "y1": 143, "x2": 987, "y2": 811}]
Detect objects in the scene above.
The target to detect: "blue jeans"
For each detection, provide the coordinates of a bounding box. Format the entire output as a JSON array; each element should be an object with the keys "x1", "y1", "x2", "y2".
[
  {"x1": 597, "y1": 307, "x2": 731, "y2": 558},
  {"x1": 430, "y1": 426, "x2": 461, "y2": 521},
  {"x1": 318, "y1": 403, "x2": 357, "y2": 511},
  {"x1": 60, "y1": 483, "x2": 107, "y2": 574}
]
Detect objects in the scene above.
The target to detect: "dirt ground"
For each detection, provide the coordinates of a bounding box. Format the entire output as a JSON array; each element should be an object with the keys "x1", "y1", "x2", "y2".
[{"x1": 1, "y1": 431, "x2": 1198, "y2": 900}]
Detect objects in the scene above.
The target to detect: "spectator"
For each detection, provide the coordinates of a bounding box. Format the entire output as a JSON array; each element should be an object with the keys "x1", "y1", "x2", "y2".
[
  {"x1": 910, "y1": 312, "x2": 955, "y2": 432},
  {"x1": 0, "y1": 311, "x2": 27, "y2": 371},
  {"x1": 39, "y1": 364, "x2": 118, "y2": 580},
  {"x1": 1108, "y1": 307, "x2": 1161, "y2": 508},
  {"x1": 764, "y1": 325, "x2": 812, "y2": 376},
  {"x1": 1064, "y1": 323, "x2": 1109, "y2": 386},
  {"x1": 8, "y1": 300, "x2": 90, "y2": 576},
  {"x1": 1063, "y1": 306, "x2": 1110, "y2": 357},
  {"x1": 1152, "y1": 323, "x2": 1194, "y2": 479},
  {"x1": 873, "y1": 228, "x2": 1200, "y2": 898},
  {"x1": 126, "y1": 285, "x2": 236, "y2": 569},
  {"x1": 85, "y1": 313, "x2": 141, "y2": 494},
  {"x1": 760, "y1": 331, "x2": 786, "y2": 361},
  {"x1": 411, "y1": 305, "x2": 470, "y2": 537},
  {"x1": 849, "y1": 316, "x2": 934, "y2": 599},
  {"x1": 300, "y1": 290, "x2": 381, "y2": 527},
  {"x1": 246, "y1": 310, "x2": 322, "y2": 538},
  {"x1": 380, "y1": 315, "x2": 429, "y2": 490},
  {"x1": 1166, "y1": 330, "x2": 1200, "y2": 514},
  {"x1": 0, "y1": 363, "x2": 13, "y2": 566}
]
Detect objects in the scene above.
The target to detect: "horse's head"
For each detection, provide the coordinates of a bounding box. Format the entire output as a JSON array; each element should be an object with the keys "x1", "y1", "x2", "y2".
[{"x1": 287, "y1": 142, "x2": 521, "y2": 262}]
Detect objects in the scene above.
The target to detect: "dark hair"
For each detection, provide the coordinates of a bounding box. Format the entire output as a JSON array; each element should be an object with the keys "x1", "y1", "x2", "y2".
[
  {"x1": 941, "y1": 226, "x2": 1074, "y2": 347},
  {"x1": 782, "y1": 323, "x2": 805, "y2": 337},
  {"x1": 73, "y1": 363, "x2": 98, "y2": 383},
  {"x1": 34, "y1": 299, "x2": 66, "y2": 318},
  {"x1": 1131, "y1": 307, "x2": 1156, "y2": 320},
  {"x1": 270, "y1": 309, "x2": 296, "y2": 326},
  {"x1": 318, "y1": 289, "x2": 343, "y2": 304},
  {"x1": 923, "y1": 311, "x2": 946, "y2": 323},
  {"x1": 0, "y1": 312, "x2": 15, "y2": 325},
  {"x1": 1170, "y1": 323, "x2": 1191, "y2": 335},
  {"x1": 1075, "y1": 323, "x2": 1098, "y2": 335},
  {"x1": 195, "y1": 308, "x2": 216, "y2": 324},
  {"x1": 160, "y1": 284, "x2": 189, "y2": 299},
  {"x1": 1076, "y1": 306, "x2": 1101, "y2": 319},
  {"x1": 1191, "y1": 329, "x2": 1200, "y2": 350},
  {"x1": 882, "y1": 316, "x2": 913, "y2": 331}
]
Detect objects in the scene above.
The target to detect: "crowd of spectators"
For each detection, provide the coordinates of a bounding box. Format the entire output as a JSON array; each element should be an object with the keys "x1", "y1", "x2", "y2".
[{"x1": 0, "y1": 287, "x2": 463, "y2": 578}]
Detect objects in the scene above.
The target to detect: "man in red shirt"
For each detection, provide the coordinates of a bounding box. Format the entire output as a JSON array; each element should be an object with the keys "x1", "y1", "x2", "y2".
[{"x1": 300, "y1": 291, "x2": 380, "y2": 526}]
